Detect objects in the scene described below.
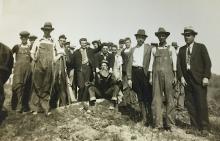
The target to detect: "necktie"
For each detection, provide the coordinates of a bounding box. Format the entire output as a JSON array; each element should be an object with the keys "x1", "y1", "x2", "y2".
[{"x1": 187, "y1": 46, "x2": 191, "y2": 70}]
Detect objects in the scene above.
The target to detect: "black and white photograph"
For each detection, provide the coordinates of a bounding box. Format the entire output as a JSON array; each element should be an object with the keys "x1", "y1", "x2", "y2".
[{"x1": 0, "y1": 0, "x2": 220, "y2": 140}]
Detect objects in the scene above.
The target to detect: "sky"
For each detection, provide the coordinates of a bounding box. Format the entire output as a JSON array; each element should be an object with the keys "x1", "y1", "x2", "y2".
[{"x1": 0, "y1": 0, "x2": 219, "y2": 74}]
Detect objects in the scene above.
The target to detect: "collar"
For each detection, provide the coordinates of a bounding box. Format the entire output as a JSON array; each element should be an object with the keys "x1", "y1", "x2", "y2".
[{"x1": 187, "y1": 42, "x2": 194, "y2": 48}]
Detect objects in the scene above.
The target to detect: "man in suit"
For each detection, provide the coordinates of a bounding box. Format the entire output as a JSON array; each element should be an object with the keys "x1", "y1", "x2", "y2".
[
  {"x1": 177, "y1": 26, "x2": 212, "y2": 136},
  {"x1": 72, "y1": 38, "x2": 102, "y2": 101},
  {"x1": 127, "y1": 29, "x2": 153, "y2": 126}
]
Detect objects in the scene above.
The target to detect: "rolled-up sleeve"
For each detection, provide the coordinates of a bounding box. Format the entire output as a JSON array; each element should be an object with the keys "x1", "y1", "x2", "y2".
[{"x1": 148, "y1": 47, "x2": 156, "y2": 72}]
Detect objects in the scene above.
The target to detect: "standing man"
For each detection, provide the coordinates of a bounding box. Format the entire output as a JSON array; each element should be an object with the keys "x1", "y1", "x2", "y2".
[
  {"x1": 11, "y1": 31, "x2": 32, "y2": 113},
  {"x1": 30, "y1": 22, "x2": 63, "y2": 115},
  {"x1": 177, "y1": 26, "x2": 211, "y2": 136},
  {"x1": 95, "y1": 42, "x2": 114, "y2": 74},
  {"x1": 127, "y1": 29, "x2": 153, "y2": 126},
  {"x1": 0, "y1": 42, "x2": 13, "y2": 122},
  {"x1": 72, "y1": 38, "x2": 102, "y2": 101},
  {"x1": 121, "y1": 37, "x2": 132, "y2": 91},
  {"x1": 29, "y1": 35, "x2": 38, "y2": 50},
  {"x1": 51, "y1": 34, "x2": 69, "y2": 107},
  {"x1": 149, "y1": 27, "x2": 177, "y2": 131}
]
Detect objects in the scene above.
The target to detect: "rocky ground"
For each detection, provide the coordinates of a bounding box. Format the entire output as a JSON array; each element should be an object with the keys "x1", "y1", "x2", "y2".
[{"x1": 0, "y1": 85, "x2": 220, "y2": 141}]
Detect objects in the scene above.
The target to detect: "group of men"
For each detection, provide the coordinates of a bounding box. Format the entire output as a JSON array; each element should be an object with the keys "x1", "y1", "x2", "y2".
[{"x1": 0, "y1": 22, "x2": 212, "y2": 136}]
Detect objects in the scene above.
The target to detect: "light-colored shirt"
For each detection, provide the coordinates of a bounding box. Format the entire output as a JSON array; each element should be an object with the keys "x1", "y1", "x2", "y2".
[
  {"x1": 186, "y1": 42, "x2": 194, "y2": 70},
  {"x1": 113, "y1": 54, "x2": 123, "y2": 81},
  {"x1": 132, "y1": 44, "x2": 144, "y2": 67},
  {"x1": 148, "y1": 45, "x2": 177, "y2": 72},
  {"x1": 30, "y1": 37, "x2": 61, "y2": 61},
  {"x1": 80, "y1": 48, "x2": 88, "y2": 64}
]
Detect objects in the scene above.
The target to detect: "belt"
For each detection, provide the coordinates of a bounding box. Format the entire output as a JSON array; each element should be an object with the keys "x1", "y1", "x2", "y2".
[{"x1": 132, "y1": 66, "x2": 143, "y2": 69}]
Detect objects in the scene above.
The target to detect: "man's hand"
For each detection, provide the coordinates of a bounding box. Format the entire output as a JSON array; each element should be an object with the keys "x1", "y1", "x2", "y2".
[
  {"x1": 202, "y1": 77, "x2": 209, "y2": 86},
  {"x1": 96, "y1": 68, "x2": 100, "y2": 73},
  {"x1": 181, "y1": 77, "x2": 187, "y2": 86},
  {"x1": 172, "y1": 77, "x2": 177, "y2": 86},
  {"x1": 128, "y1": 79, "x2": 132, "y2": 88}
]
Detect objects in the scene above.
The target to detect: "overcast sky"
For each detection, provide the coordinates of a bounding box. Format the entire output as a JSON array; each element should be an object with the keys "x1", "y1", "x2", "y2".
[{"x1": 0, "y1": 0, "x2": 219, "y2": 74}]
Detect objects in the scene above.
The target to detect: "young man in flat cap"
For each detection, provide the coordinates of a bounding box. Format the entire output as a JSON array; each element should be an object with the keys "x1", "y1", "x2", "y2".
[
  {"x1": 177, "y1": 26, "x2": 211, "y2": 136},
  {"x1": 127, "y1": 29, "x2": 153, "y2": 126},
  {"x1": 30, "y1": 22, "x2": 64, "y2": 115},
  {"x1": 72, "y1": 38, "x2": 102, "y2": 101},
  {"x1": 0, "y1": 42, "x2": 13, "y2": 123},
  {"x1": 11, "y1": 31, "x2": 32, "y2": 113},
  {"x1": 148, "y1": 27, "x2": 177, "y2": 131}
]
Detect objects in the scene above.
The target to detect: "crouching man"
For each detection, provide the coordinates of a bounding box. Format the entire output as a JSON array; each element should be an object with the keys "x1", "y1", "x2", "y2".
[{"x1": 88, "y1": 60, "x2": 120, "y2": 110}]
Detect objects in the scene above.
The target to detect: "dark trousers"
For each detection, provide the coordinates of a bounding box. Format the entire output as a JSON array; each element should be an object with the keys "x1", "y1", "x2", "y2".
[
  {"x1": 132, "y1": 67, "x2": 152, "y2": 122},
  {"x1": 184, "y1": 71, "x2": 209, "y2": 130},
  {"x1": 88, "y1": 85, "x2": 119, "y2": 101},
  {"x1": 76, "y1": 64, "x2": 92, "y2": 101}
]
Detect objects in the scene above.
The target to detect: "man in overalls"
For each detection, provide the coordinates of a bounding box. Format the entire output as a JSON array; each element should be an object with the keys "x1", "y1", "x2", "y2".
[
  {"x1": 11, "y1": 31, "x2": 32, "y2": 113},
  {"x1": 30, "y1": 22, "x2": 63, "y2": 115},
  {"x1": 149, "y1": 27, "x2": 177, "y2": 131}
]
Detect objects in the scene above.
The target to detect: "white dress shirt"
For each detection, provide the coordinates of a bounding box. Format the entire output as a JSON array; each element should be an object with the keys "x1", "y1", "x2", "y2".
[
  {"x1": 132, "y1": 44, "x2": 144, "y2": 67},
  {"x1": 186, "y1": 42, "x2": 194, "y2": 70}
]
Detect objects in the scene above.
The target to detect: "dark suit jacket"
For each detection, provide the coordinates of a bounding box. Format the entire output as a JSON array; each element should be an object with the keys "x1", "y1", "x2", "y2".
[
  {"x1": 121, "y1": 48, "x2": 131, "y2": 73},
  {"x1": 126, "y1": 44, "x2": 153, "y2": 80},
  {"x1": 94, "y1": 52, "x2": 115, "y2": 69},
  {"x1": 72, "y1": 46, "x2": 102, "y2": 72},
  {"x1": 177, "y1": 42, "x2": 212, "y2": 84}
]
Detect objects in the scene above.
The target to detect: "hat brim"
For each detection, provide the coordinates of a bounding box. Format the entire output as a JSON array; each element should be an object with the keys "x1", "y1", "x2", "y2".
[
  {"x1": 41, "y1": 27, "x2": 54, "y2": 31},
  {"x1": 181, "y1": 32, "x2": 198, "y2": 36},
  {"x1": 135, "y1": 34, "x2": 148, "y2": 38},
  {"x1": 155, "y1": 32, "x2": 170, "y2": 37}
]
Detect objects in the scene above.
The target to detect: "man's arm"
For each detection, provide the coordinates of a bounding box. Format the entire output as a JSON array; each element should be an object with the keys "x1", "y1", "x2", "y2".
[{"x1": 201, "y1": 44, "x2": 212, "y2": 79}]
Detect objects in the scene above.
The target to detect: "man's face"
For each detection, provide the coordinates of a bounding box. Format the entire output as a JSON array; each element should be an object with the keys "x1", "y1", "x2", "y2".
[
  {"x1": 43, "y1": 29, "x2": 52, "y2": 37},
  {"x1": 93, "y1": 43, "x2": 98, "y2": 49},
  {"x1": 29, "y1": 39, "x2": 35, "y2": 45},
  {"x1": 80, "y1": 40, "x2": 87, "y2": 49},
  {"x1": 119, "y1": 43, "x2": 124, "y2": 49},
  {"x1": 125, "y1": 40, "x2": 131, "y2": 49},
  {"x1": 136, "y1": 35, "x2": 146, "y2": 46},
  {"x1": 101, "y1": 63, "x2": 108, "y2": 70},
  {"x1": 59, "y1": 37, "x2": 66, "y2": 47},
  {"x1": 184, "y1": 33, "x2": 195, "y2": 45},
  {"x1": 20, "y1": 37, "x2": 28, "y2": 44},
  {"x1": 111, "y1": 47, "x2": 117, "y2": 54},
  {"x1": 157, "y1": 33, "x2": 167, "y2": 43},
  {"x1": 102, "y1": 46, "x2": 108, "y2": 54}
]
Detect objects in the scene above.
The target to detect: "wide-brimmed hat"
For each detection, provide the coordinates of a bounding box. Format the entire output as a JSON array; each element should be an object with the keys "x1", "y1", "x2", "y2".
[
  {"x1": 155, "y1": 27, "x2": 170, "y2": 37},
  {"x1": 19, "y1": 31, "x2": 30, "y2": 37},
  {"x1": 41, "y1": 22, "x2": 54, "y2": 31},
  {"x1": 181, "y1": 26, "x2": 198, "y2": 36},
  {"x1": 135, "y1": 29, "x2": 148, "y2": 38}
]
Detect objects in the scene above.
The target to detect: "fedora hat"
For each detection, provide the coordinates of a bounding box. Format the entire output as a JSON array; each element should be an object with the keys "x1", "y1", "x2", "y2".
[
  {"x1": 29, "y1": 34, "x2": 37, "y2": 40},
  {"x1": 41, "y1": 22, "x2": 54, "y2": 31},
  {"x1": 135, "y1": 29, "x2": 148, "y2": 38},
  {"x1": 181, "y1": 26, "x2": 198, "y2": 35},
  {"x1": 155, "y1": 27, "x2": 170, "y2": 37}
]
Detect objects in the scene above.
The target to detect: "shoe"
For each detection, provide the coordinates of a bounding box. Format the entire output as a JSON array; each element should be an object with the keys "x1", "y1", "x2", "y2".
[
  {"x1": 200, "y1": 129, "x2": 209, "y2": 137},
  {"x1": 32, "y1": 111, "x2": 38, "y2": 115},
  {"x1": 186, "y1": 128, "x2": 200, "y2": 135}
]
